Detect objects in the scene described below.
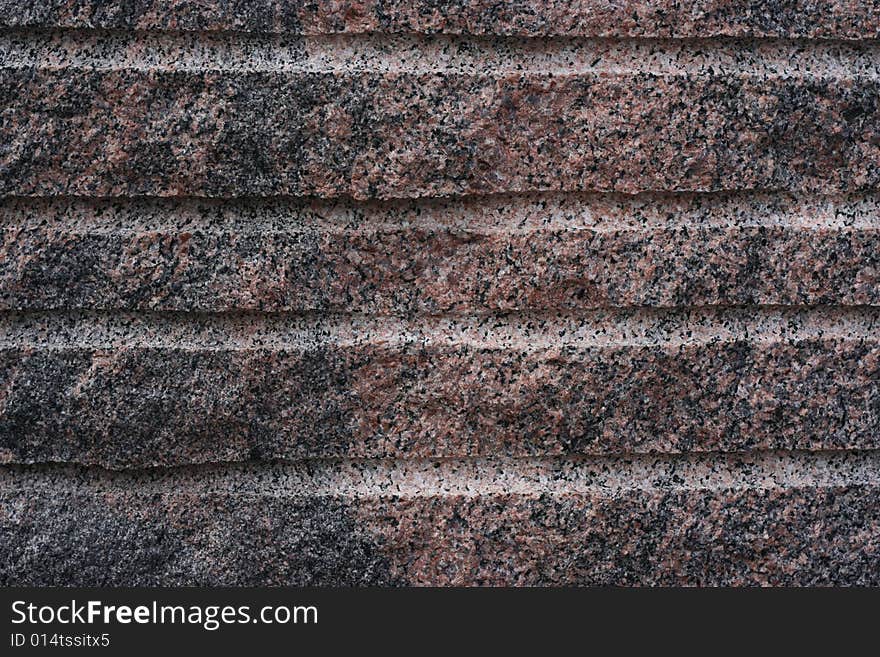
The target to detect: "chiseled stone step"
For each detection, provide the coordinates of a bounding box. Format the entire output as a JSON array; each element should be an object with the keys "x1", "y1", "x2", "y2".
[
  {"x1": 1, "y1": 307, "x2": 878, "y2": 467},
  {"x1": 3, "y1": 33, "x2": 880, "y2": 197},
  {"x1": 1, "y1": 0, "x2": 879, "y2": 39},
  {"x1": 2, "y1": 452, "x2": 879, "y2": 585},
  {"x1": 2, "y1": 194, "x2": 879, "y2": 312}
]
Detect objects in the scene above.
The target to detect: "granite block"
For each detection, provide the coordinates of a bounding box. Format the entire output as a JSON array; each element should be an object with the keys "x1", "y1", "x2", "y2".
[
  {"x1": 2, "y1": 454, "x2": 878, "y2": 585},
  {"x1": 2, "y1": 1, "x2": 880, "y2": 39},
  {"x1": 1, "y1": 309, "x2": 878, "y2": 467},
  {"x1": 1, "y1": 194, "x2": 879, "y2": 312},
  {"x1": 3, "y1": 34, "x2": 880, "y2": 198},
  {"x1": 2, "y1": 8, "x2": 879, "y2": 587}
]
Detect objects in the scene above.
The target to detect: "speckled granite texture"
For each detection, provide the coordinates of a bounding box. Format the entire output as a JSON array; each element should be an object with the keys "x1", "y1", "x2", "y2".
[
  {"x1": 2, "y1": 308, "x2": 879, "y2": 466},
  {"x1": 4, "y1": 453, "x2": 880, "y2": 585},
  {"x1": 3, "y1": 194, "x2": 880, "y2": 312},
  {"x1": 1, "y1": 2, "x2": 880, "y2": 586},
  {"x1": 2, "y1": 1, "x2": 880, "y2": 38},
  {"x1": 4, "y1": 33, "x2": 880, "y2": 198}
]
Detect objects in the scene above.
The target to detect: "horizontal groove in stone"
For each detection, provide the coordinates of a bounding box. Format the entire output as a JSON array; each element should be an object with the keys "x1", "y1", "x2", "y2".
[
  {"x1": 1, "y1": 2, "x2": 879, "y2": 39},
  {"x1": 2, "y1": 193, "x2": 879, "y2": 312},
  {"x1": 1, "y1": 306, "x2": 879, "y2": 465},
  {"x1": 1, "y1": 306, "x2": 878, "y2": 349},
  {"x1": 4, "y1": 192, "x2": 880, "y2": 231},
  {"x1": 5, "y1": 32, "x2": 880, "y2": 77},
  {"x1": 4, "y1": 450, "x2": 879, "y2": 497}
]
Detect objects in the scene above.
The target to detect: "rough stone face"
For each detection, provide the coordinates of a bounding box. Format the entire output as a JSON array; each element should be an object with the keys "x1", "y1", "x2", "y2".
[
  {"x1": 2, "y1": 1, "x2": 880, "y2": 39},
  {"x1": 3, "y1": 34, "x2": 880, "y2": 198},
  {"x1": 2, "y1": 194, "x2": 880, "y2": 313},
  {"x1": 1, "y1": 489, "x2": 401, "y2": 586},
  {"x1": 1, "y1": 4, "x2": 879, "y2": 586},
  {"x1": 2, "y1": 459, "x2": 879, "y2": 586},
  {"x1": 1, "y1": 309, "x2": 878, "y2": 467}
]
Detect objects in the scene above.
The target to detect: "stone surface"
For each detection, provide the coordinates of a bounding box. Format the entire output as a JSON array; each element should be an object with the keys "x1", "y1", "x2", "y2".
[
  {"x1": 2, "y1": 9, "x2": 880, "y2": 586},
  {"x1": 2, "y1": 455, "x2": 879, "y2": 585},
  {"x1": 1, "y1": 309, "x2": 878, "y2": 467},
  {"x1": 2, "y1": 1, "x2": 880, "y2": 39},
  {"x1": 2, "y1": 194, "x2": 880, "y2": 312},
  {"x1": 3, "y1": 34, "x2": 880, "y2": 198}
]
